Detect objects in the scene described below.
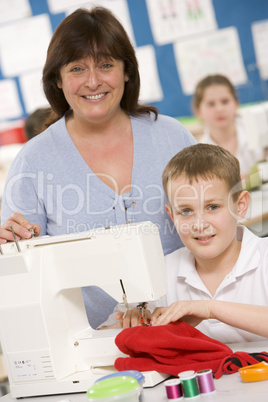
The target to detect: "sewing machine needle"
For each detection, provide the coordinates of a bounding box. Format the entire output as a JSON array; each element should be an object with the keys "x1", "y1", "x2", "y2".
[
  {"x1": 120, "y1": 279, "x2": 129, "y2": 319},
  {"x1": 137, "y1": 302, "x2": 151, "y2": 326}
]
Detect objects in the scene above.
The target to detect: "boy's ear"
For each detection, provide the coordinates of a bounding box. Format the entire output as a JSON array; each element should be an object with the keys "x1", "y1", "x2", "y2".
[
  {"x1": 165, "y1": 204, "x2": 174, "y2": 222},
  {"x1": 237, "y1": 190, "x2": 250, "y2": 220}
]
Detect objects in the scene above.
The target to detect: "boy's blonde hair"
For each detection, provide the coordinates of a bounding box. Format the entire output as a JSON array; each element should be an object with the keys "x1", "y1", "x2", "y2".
[
  {"x1": 192, "y1": 74, "x2": 238, "y2": 111},
  {"x1": 163, "y1": 144, "x2": 243, "y2": 202}
]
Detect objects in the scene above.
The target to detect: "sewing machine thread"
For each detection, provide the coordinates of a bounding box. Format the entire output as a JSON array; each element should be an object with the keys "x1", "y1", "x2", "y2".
[
  {"x1": 178, "y1": 371, "x2": 200, "y2": 398},
  {"x1": 196, "y1": 369, "x2": 215, "y2": 393},
  {"x1": 164, "y1": 378, "x2": 183, "y2": 400}
]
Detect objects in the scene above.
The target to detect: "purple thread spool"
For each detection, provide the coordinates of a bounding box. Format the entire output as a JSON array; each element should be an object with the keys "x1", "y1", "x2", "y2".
[
  {"x1": 164, "y1": 378, "x2": 183, "y2": 400},
  {"x1": 196, "y1": 369, "x2": 215, "y2": 394}
]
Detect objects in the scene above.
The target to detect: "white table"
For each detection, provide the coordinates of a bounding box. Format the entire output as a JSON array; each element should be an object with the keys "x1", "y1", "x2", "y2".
[{"x1": 1, "y1": 341, "x2": 268, "y2": 402}]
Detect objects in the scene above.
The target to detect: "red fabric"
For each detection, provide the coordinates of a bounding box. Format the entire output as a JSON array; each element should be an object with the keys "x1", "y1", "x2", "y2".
[{"x1": 114, "y1": 321, "x2": 268, "y2": 379}]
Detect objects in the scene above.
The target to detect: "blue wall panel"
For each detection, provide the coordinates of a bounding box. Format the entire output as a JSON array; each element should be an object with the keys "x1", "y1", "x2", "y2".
[{"x1": 0, "y1": 0, "x2": 268, "y2": 121}]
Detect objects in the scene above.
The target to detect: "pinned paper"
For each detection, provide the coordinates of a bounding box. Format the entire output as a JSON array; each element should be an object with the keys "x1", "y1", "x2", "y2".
[
  {"x1": 173, "y1": 26, "x2": 248, "y2": 95},
  {"x1": 252, "y1": 19, "x2": 268, "y2": 80},
  {"x1": 146, "y1": 0, "x2": 218, "y2": 46},
  {"x1": 0, "y1": 80, "x2": 23, "y2": 121},
  {"x1": 48, "y1": 0, "x2": 136, "y2": 45},
  {"x1": 136, "y1": 45, "x2": 163, "y2": 104},
  {"x1": 19, "y1": 70, "x2": 50, "y2": 114},
  {"x1": 0, "y1": 0, "x2": 31, "y2": 24},
  {"x1": 0, "y1": 14, "x2": 52, "y2": 77}
]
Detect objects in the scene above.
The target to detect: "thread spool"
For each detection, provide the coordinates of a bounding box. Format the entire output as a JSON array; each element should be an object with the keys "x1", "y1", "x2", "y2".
[
  {"x1": 164, "y1": 378, "x2": 183, "y2": 400},
  {"x1": 196, "y1": 369, "x2": 215, "y2": 394},
  {"x1": 178, "y1": 371, "x2": 200, "y2": 398}
]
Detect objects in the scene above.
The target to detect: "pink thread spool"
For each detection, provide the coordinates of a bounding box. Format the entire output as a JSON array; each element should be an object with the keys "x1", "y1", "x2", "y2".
[
  {"x1": 196, "y1": 369, "x2": 215, "y2": 394},
  {"x1": 164, "y1": 378, "x2": 183, "y2": 400}
]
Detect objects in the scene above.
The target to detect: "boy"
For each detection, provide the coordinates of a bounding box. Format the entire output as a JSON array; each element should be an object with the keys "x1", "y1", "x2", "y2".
[
  {"x1": 150, "y1": 143, "x2": 268, "y2": 343},
  {"x1": 110, "y1": 143, "x2": 268, "y2": 343}
]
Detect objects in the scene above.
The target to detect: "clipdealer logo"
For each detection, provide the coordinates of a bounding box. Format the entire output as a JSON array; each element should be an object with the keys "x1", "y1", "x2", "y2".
[{"x1": 4, "y1": 171, "x2": 167, "y2": 224}]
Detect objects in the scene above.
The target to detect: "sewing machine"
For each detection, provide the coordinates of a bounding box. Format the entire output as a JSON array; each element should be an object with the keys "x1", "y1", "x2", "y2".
[{"x1": 0, "y1": 222, "x2": 168, "y2": 398}]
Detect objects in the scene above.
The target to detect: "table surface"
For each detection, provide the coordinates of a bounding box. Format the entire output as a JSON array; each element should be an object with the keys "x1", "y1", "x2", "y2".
[{"x1": 1, "y1": 341, "x2": 268, "y2": 402}]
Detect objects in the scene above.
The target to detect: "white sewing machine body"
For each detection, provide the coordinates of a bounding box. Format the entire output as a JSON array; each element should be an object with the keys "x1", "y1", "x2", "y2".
[{"x1": 0, "y1": 222, "x2": 167, "y2": 398}]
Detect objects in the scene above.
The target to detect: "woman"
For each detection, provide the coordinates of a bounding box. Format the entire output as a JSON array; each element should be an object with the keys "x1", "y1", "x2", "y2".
[{"x1": 0, "y1": 7, "x2": 196, "y2": 328}]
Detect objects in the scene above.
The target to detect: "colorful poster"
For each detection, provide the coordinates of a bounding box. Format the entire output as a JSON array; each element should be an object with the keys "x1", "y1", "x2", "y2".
[
  {"x1": 173, "y1": 26, "x2": 248, "y2": 95},
  {"x1": 146, "y1": 0, "x2": 217, "y2": 45}
]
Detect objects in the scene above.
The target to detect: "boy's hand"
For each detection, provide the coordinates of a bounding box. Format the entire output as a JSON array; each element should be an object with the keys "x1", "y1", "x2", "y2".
[
  {"x1": 115, "y1": 307, "x2": 151, "y2": 329},
  {"x1": 151, "y1": 300, "x2": 212, "y2": 327}
]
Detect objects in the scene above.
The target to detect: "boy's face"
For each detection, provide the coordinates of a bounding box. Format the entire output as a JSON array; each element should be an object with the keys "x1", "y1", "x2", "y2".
[{"x1": 165, "y1": 175, "x2": 249, "y2": 262}]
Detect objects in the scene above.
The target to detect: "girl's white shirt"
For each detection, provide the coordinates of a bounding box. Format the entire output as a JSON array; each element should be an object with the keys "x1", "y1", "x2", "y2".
[{"x1": 200, "y1": 117, "x2": 262, "y2": 176}]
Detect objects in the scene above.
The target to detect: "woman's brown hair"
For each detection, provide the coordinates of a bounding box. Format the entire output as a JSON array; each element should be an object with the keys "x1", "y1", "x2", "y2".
[{"x1": 42, "y1": 7, "x2": 158, "y2": 127}]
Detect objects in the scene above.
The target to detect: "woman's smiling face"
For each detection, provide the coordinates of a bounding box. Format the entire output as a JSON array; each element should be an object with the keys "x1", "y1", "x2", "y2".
[{"x1": 57, "y1": 56, "x2": 129, "y2": 124}]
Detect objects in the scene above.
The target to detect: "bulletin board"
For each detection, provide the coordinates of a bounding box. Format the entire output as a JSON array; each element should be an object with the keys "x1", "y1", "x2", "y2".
[{"x1": 0, "y1": 0, "x2": 268, "y2": 123}]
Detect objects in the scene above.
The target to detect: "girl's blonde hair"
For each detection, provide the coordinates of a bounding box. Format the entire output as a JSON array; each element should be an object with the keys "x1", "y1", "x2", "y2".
[{"x1": 192, "y1": 74, "x2": 238, "y2": 111}]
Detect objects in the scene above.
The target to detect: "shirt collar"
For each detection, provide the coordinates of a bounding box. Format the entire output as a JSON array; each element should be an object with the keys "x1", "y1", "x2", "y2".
[
  {"x1": 176, "y1": 225, "x2": 260, "y2": 280},
  {"x1": 233, "y1": 225, "x2": 260, "y2": 277}
]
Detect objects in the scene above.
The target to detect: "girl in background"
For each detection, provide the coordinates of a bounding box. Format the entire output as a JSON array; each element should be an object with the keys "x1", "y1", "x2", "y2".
[{"x1": 193, "y1": 74, "x2": 262, "y2": 180}]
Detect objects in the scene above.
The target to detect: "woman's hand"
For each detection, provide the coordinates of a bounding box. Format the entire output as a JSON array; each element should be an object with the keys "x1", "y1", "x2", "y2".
[
  {"x1": 151, "y1": 300, "x2": 212, "y2": 327},
  {"x1": 115, "y1": 307, "x2": 152, "y2": 329},
  {"x1": 0, "y1": 212, "x2": 41, "y2": 244}
]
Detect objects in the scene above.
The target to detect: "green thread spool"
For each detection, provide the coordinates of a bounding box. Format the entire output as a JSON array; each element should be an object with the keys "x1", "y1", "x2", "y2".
[{"x1": 178, "y1": 371, "x2": 200, "y2": 398}]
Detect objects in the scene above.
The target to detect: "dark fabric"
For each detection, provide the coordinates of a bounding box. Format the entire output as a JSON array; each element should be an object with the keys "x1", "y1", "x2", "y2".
[
  {"x1": 114, "y1": 321, "x2": 268, "y2": 379},
  {"x1": 214, "y1": 351, "x2": 268, "y2": 378}
]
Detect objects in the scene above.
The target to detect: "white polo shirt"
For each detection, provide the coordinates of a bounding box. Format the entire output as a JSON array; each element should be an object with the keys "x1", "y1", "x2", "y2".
[{"x1": 162, "y1": 226, "x2": 268, "y2": 343}]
